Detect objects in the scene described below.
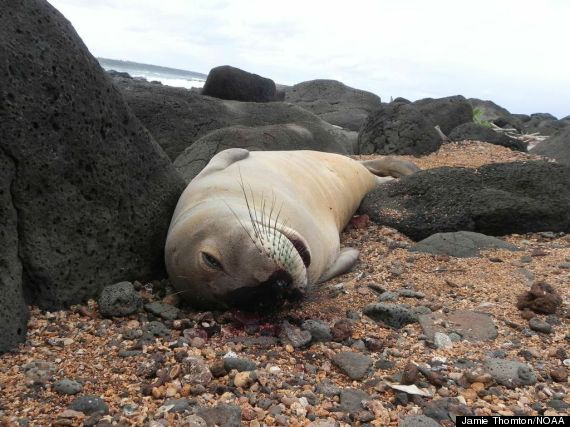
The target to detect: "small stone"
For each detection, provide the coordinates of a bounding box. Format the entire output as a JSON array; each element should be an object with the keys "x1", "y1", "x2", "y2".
[
  {"x1": 378, "y1": 291, "x2": 398, "y2": 301},
  {"x1": 98, "y1": 281, "x2": 142, "y2": 317},
  {"x1": 332, "y1": 352, "x2": 372, "y2": 380},
  {"x1": 397, "y1": 289, "x2": 425, "y2": 299},
  {"x1": 223, "y1": 357, "x2": 256, "y2": 372},
  {"x1": 483, "y1": 358, "x2": 537, "y2": 389},
  {"x1": 434, "y1": 332, "x2": 453, "y2": 349},
  {"x1": 179, "y1": 415, "x2": 207, "y2": 427},
  {"x1": 68, "y1": 395, "x2": 109, "y2": 415},
  {"x1": 338, "y1": 388, "x2": 370, "y2": 413},
  {"x1": 196, "y1": 404, "x2": 241, "y2": 427},
  {"x1": 548, "y1": 399, "x2": 569, "y2": 411},
  {"x1": 302, "y1": 320, "x2": 332, "y2": 342},
  {"x1": 233, "y1": 371, "x2": 255, "y2": 388},
  {"x1": 315, "y1": 379, "x2": 341, "y2": 397},
  {"x1": 401, "y1": 363, "x2": 419, "y2": 385},
  {"x1": 181, "y1": 356, "x2": 212, "y2": 385},
  {"x1": 550, "y1": 367, "x2": 568, "y2": 383},
  {"x1": 331, "y1": 318, "x2": 354, "y2": 341},
  {"x1": 280, "y1": 321, "x2": 311, "y2": 348},
  {"x1": 529, "y1": 317, "x2": 553, "y2": 334},
  {"x1": 54, "y1": 379, "x2": 83, "y2": 395},
  {"x1": 516, "y1": 282, "x2": 562, "y2": 314},
  {"x1": 163, "y1": 398, "x2": 192, "y2": 413},
  {"x1": 363, "y1": 303, "x2": 418, "y2": 328},
  {"x1": 144, "y1": 302, "x2": 180, "y2": 321}
]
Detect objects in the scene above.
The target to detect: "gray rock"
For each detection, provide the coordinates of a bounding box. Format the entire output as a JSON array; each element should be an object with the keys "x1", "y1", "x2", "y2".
[
  {"x1": 434, "y1": 332, "x2": 453, "y2": 349},
  {"x1": 53, "y1": 379, "x2": 83, "y2": 395},
  {"x1": 0, "y1": 0, "x2": 185, "y2": 335},
  {"x1": 524, "y1": 113, "x2": 567, "y2": 136},
  {"x1": 223, "y1": 357, "x2": 257, "y2": 372},
  {"x1": 98, "y1": 282, "x2": 142, "y2": 317},
  {"x1": 338, "y1": 388, "x2": 371, "y2": 413},
  {"x1": 397, "y1": 289, "x2": 425, "y2": 299},
  {"x1": 449, "y1": 122, "x2": 526, "y2": 152},
  {"x1": 423, "y1": 398, "x2": 473, "y2": 421},
  {"x1": 400, "y1": 415, "x2": 441, "y2": 427},
  {"x1": 22, "y1": 360, "x2": 57, "y2": 384},
  {"x1": 331, "y1": 352, "x2": 372, "y2": 380},
  {"x1": 196, "y1": 404, "x2": 241, "y2": 427},
  {"x1": 142, "y1": 320, "x2": 170, "y2": 338},
  {"x1": 302, "y1": 320, "x2": 332, "y2": 342},
  {"x1": 68, "y1": 395, "x2": 109, "y2": 415},
  {"x1": 284, "y1": 79, "x2": 381, "y2": 131},
  {"x1": 174, "y1": 123, "x2": 353, "y2": 183},
  {"x1": 179, "y1": 415, "x2": 207, "y2": 427},
  {"x1": 202, "y1": 65, "x2": 277, "y2": 102},
  {"x1": 113, "y1": 77, "x2": 355, "y2": 160},
  {"x1": 413, "y1": 95, "x2": 473, "y2": 134},
  {"x1": 412, "y1": 231, "x2": 518, "y2": 258},
  {"x1": 484, "y1": 358, "x2": 537, "y2": 388},
  {"x1": 164, "y1": 398, "x2": 193, "y2": 413},
  {"x1": 357, "y1": 103, "x2": 441, "y2": 155},
  {"x1": 363, "y1": 303, "x2": 418, "y2": 328},
  {"x1": 280, "y1": 320, "x2": 312, "y2": 348},
  {"x1": 531, "y1": 126, "x2": 570, "y2": 165},
  {"x1": 528, "y1": 317, "x2": 553, "y2": 334},
  {"x1": 378, "y1": 291, "x2": 399, "y2": 301},
  {"x1": 315, "y1": 379, "x2": 341, "y2": 397},
  {"x1": 181, "y1": 356, "x2": 213, "y2": 385},
  {"x1": 360, "y1": 161, "x2": 570, "y2": 240},
  {"x1": 418, "y1": 310, "x2": 498, "y2": 342},
  {"x1": 144, "y1": 301, "x2": 180, "y2": 321}
]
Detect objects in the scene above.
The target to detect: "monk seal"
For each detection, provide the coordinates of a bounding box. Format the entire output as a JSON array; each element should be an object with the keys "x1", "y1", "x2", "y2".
[{"x1": 165, "y1": 149, "x2": 418, "y2": 310}]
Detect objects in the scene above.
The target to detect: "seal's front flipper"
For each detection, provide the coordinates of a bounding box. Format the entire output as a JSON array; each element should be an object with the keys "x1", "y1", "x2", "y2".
[
  {"x1": 317, "y1": 247, "x2": 360, "y2": 283},
  {"x1": 360, "y1": 157, "x2": 420, "y2": 178},
  {"x1": 194, "y1": 148, "x2": 250, "y2": 180}
]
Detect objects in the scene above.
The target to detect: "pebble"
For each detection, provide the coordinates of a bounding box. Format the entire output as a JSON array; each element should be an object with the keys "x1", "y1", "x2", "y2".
[
  {"x1": 483, "y1": 358, "x2": 537, "y2": 388},
  {"x1": 331, "y1": 318, "x2": 354, "y2": 341},
  {"x1": 331, "y1": 352, "x2": 372, "y2": 380},
  {"x1": 301, "y1": 320, "x2": 332, "y2": 342},
  {"x1": 550, "y1": 367, "x2": 568, "y2": 383},
  {"x1": 223, "y1": 357, "x2": 256, "y2": 372},
  {"x1": 68, "y1": 395, "x2": 109, "y2": 415},
  {"x1": 363, "y1": 303, "x2": 418, "y2": 328},
  {"x1": 53, "y1": 379, "x2": 83, "y2": 395},
  {"x1": 338, "y1": 388, "x2": 370, "y2": 413},
  {"x1": 196, "y1": 404, "x2": 241, "y2": 427},
  {"x1": 399, "y1": 415, "x2": 441, "y2": 427},
  {"x1": 280, "y1": 321, "x2": 312, "y2": 348},
  {"x1": 529, "y1": 317, "x2": 553, "y2": 334},
  {"x1": 233, "y1": 371, "x2": 255, "y2": 388},
  {"x1": 98, "y1": 281, "x2": 142, "y2": 317},
  {"x1": 144, "y1": 301, "x2": 180, "y2": 321},
  {"x1": 434, "y1": 332, "x2": 453, "y2": 349}
]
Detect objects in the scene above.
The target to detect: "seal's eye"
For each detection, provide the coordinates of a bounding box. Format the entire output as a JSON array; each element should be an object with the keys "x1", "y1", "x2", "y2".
[{"x1": 201, "y1": 252, "x2": 222, "y2": 271}]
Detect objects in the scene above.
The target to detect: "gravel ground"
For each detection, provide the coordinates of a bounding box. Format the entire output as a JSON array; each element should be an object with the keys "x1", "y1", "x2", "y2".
[{"x1": 0, "y1": 142, "x2": 568, "y2": 427}]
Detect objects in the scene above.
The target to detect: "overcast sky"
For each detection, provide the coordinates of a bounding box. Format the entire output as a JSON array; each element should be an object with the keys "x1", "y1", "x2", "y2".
[{"x1": 49, "y1": 0, "x2": 569, "y2": 118}]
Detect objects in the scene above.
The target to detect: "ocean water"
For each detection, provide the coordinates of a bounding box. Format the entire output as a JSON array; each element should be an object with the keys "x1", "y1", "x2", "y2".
[{"x1": 98, "y1": 57, "x2": 206, "y2": 89}]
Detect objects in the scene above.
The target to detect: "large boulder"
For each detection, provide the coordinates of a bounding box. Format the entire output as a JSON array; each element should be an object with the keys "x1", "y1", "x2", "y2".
[
  {"x1": 413, "y1": 95, "x2": 473, "y2": 134},
  {"x1": 531, "y1": 127, "x2": 570, "y2": 165},
  {"x1": 174, "y1": 123, "x2": 351, "y2": 182},
  {"x1": 112, "y1": 77, "x2": 355, "y2": 159},
  {"x1": 283, "y1": 79, "x2": 381, "y2": 131},
  {"x1": 449, "y1": 122, "x2": 527, "y2": 152},
  {"x1": 356, "y1": 103, "x2": 441, "y2": 155},
  {"x1": 0, "y1": 0, "x2": 185, "y2": 342},
  {"x1": 359, "y1": 161, "x2": 570, "y2": 240},
  {"x1": 468, "y1": 98, "x2": 523, "y2": 131},
  {"x1": 202, "y1": 65, "x2": 277, "y2": 102},
  {"x1": 524, "y1": 114, "x2": 567, "y2": 136}
]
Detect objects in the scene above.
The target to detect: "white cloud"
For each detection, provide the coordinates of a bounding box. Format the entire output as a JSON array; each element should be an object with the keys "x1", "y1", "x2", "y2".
[{"x1": 49, "y1": 0, "x2": 570, "y2": 117}]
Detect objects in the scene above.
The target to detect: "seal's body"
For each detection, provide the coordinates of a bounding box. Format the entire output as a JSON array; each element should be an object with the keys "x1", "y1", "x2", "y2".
[{"x1": 165, "y1": 149, "x2": 417, "y2": 309}]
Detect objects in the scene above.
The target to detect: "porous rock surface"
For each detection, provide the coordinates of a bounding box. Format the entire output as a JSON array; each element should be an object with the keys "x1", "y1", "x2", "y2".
[
  {"x1": 112, "y1": 77, "x2": 355, "y2": 160},
  {"x1": 202, "y1": 65, "x2": 277, "y2": 102},
  {"x1": 360, "y1": 161, "x2": 570, "y2": 240},
  {"x1": 284, "y1": 79, "x2": 381, "y2": 131},
  {"x1": 0, "y1": 0, "x2": 185, "y2": 352},
  {"x1": 173, "y1": 123, "x2": 352, "y2": 182}
]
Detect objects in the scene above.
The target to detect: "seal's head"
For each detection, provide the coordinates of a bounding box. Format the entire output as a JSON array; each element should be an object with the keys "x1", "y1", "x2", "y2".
[{"x1": 165, "y1": 205, "x2": 311, "y2": 311}]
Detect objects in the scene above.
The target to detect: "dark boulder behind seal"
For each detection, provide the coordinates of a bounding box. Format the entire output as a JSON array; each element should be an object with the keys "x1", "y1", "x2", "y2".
[
  {"x1": 531, "y1": 127, "x2": 570, "y2": 165},
  {"x1": 112, "y1": 77, "x2": 356, "y2": 160},
  {"x1": 283, "y1": 79, "x2": 381, "y2": 131},
  {"x1": 413, "y1": 95, "x2": 473, "y2": 135},
  {"x1": 359, "y1": 161, "x2": 570, "y2": 240},
  {"x1": 174, "y1": 123, "x2": 351, "y2": 182},
  {"x1": 0, "y1": 0, "x2": 185, "y2": 353},
  {"x1": 357, "y1": 103, "x2": 441, "y2": 155},
  {"x1": 202, "y1": 65, "x2": 277, "y2": 102},
  {"x1": 449, "y1": 122, "x2": 527, "y2": 152}
]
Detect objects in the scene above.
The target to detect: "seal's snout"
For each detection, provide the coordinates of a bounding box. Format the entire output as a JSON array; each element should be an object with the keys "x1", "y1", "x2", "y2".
[{"x1": 224, "y1": 269, "x2": 302, "y2": 311}]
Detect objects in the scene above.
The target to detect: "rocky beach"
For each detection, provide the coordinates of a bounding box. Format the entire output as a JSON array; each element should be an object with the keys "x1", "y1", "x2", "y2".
[{"x1": 1, "y1": 1, "x2": 569, "y2": 426}]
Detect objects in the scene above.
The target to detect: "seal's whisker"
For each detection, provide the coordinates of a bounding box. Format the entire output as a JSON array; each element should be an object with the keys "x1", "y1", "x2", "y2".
[
  {"x1": 222, "y1": 199, "x2": 257, "y2": 247},
  {"x1": 238, "y1": 173, "x2": 261, "y2": 240}
]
